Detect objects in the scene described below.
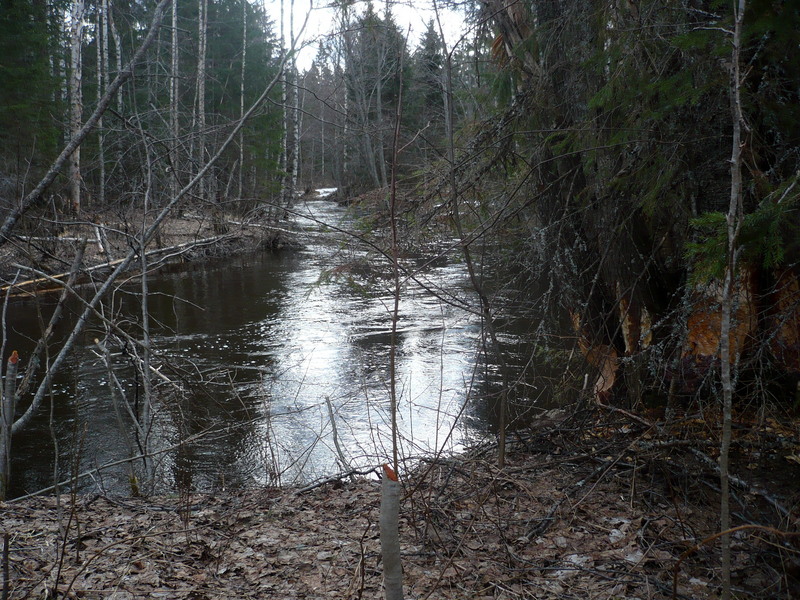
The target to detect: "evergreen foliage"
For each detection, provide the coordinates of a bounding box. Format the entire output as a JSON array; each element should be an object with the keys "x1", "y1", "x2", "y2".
[
  {"x1": 446, "y1": 0, "x2": 800, "y2": 402},
  {"x1": 0, "y1": 0, "x2": 282, "y2": 214}
]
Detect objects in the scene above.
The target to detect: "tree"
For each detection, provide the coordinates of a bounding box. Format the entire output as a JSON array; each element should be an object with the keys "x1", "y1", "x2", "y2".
[
  {"x1": 68, "y1": 0, "x2": 85, "y2": 213},
  {"x1": 0, "y1": 0, "x2": 63, "y2": 190},
  {"x1": 464, "y1": 0, "x2": 800, "y2": 412},
  {"x1": 333, "y1": 1, "x2": 409, "y2": 193}
]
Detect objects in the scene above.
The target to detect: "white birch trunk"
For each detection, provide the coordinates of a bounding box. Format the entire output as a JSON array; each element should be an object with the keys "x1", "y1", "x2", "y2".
[
  {"x1": 68, "y1": 0, "x2": 85, "y2": 213},
  {"x1": 170, "y1": 0, "x2": 180, "y2": 201},
  {"x1": 108, "y1": 0, "x2": 123, "y2": 115},
  {"x1": 280, "y1": 0, "x2": 298, "y2": 211},
  {"x1": 96, "y1": 0, "x2": 108, "y2": 205},
  {"x1": 238, "y1": 0, "x2": 247, "y2": 203},
  {"x1": 196, "y1": 0, "x2": 208, "y2": 201}
]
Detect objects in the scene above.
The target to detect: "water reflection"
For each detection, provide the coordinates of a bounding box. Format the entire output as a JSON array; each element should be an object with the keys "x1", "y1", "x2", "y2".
[{"x1": 6, "y1": 198, "x2": 494, "y2": 497}]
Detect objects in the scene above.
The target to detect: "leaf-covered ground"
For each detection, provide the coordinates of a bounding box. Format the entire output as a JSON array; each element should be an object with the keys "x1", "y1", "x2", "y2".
[{"x1": 3, "y1": 409, "x2": 797, "y2": 599}]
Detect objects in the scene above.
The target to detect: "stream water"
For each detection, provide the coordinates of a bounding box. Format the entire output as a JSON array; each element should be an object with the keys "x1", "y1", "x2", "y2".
[{"x1": 5, "y1": 194, "x2": 529, "y2": 498}]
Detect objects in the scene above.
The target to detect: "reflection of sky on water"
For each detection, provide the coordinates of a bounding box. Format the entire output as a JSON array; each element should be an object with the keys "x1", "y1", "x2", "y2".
[
  {"x1": 5, "y1": 197, "x2": 490, "y2": 497},
  {"x1": 256, "y1": 288, "x2": 481, "y2": 483},
  {"x1": 241, "y1": 199, "x2": 484, "y2": 483}
]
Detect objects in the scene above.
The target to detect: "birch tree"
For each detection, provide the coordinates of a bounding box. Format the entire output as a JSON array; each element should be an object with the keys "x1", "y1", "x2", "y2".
[
  {"x1": 170, "y1": 0, "x2": 180, "y2": 202},
  {"x1": 279, "y1": 0, "x2": 299, "y2": 213},
  {"x1": 96, "y1": 0, "x2": 109, "y2": 205},
  {"x1": 195, "y1": 0, "x2": 208, "y2": 201},
  {"x1": 238, "y1": 0, "x2": 247, "y2": 203},
  {"x1": 68, "y1": 0, "x2": 85, "y2": 213}
]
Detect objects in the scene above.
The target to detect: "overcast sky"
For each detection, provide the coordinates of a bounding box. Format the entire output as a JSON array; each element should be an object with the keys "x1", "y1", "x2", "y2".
[{"x1": 265, "y1": 0, "x2": 471, "y2": 70}]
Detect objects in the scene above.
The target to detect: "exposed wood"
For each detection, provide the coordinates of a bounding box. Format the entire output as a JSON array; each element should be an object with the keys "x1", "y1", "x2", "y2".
[
  {"x1": 769, "y1": 268, "x2": 800, "y2": 373},
  {"x1": 570, "y1": 311, "x2": 619, "y2": 402},
  {"x1": 379, "y1": 464, "x2": 403, "y2": 600}
]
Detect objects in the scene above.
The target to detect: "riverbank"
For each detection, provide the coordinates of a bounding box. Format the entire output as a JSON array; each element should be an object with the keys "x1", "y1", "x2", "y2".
[
  {"x1": 2, "y1": 407, "x2": 794, "y2": 599},
  {"x1": 0, "y1": 197, "x2": 323, "y2": 295}
]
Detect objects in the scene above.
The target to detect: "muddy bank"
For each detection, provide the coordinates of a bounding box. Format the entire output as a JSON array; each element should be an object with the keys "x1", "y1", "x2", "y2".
[{"x1": 2, "y1": 409, "x2": 795, "y2": 599}]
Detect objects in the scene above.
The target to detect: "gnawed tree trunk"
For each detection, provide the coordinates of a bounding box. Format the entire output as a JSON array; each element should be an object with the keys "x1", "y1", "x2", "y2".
[
  {"x1": 570, "y1": 311, "x2": 619, "y2": 403},
  {"x1": 380, "y1": 464, "x2": 403, "y2": 600},
  {"x1": 680, "y1": 271, "x2": 756, "y2": 392},
  {"x1": 768, "y1": 268, "x2": 800, "y2": 377}
]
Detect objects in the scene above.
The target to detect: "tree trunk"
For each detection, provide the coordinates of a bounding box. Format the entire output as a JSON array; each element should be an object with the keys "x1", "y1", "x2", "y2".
[
  {"x1": 238, "y1": 0, "x2": 247, "y2": 205},
  {"x1": 96, "y1": 0, "x2": 109, "y2": 206},
  {"x1": 720, "y1": 2, "x2": 746, "y2": 598},
  {"x1": 169, "y1": 0, "x2": 179, "y2": 202},
  {"x1": 68, "y1": 0, "x2": 85, "y2": 214},
  {"x1": 0, "y1": 352, "x2": 19, "y2": 501},
  {"x1": 108, "y1": 0, "x2": 123, "y2": 114},
  {"x1": 196, "y1": 0, "x2": 208, "y2": 201},
  {"x1": 280, "y1": 0, "x2": 298, "y2": 213}
]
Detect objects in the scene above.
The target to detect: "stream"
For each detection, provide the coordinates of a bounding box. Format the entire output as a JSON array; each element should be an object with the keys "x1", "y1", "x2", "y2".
[{"x1": 5, "y1": 194, "x2": 544, "y2": 498}]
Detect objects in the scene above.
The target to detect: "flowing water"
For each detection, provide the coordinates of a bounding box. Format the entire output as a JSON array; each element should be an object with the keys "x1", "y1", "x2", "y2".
[{"x1": 5, "y1": 194, "x2": 528, "y2": 498}]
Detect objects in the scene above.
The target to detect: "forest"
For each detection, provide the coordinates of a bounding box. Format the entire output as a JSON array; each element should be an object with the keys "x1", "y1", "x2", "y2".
[{"x1": 1, "y1": 0, "x2": 799, "y2": 598}]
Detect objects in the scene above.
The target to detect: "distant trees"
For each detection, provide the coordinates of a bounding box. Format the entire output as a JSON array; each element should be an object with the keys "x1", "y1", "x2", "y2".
[
  {"x1": 0, "y1": 0, "x2": 63, "y2": 191},
  {"x1": 0, "y1": 0, "x2": 283, "y2": 222},
  {"x1": 297, "y1": 5, "x2": 483, "y2": 196}
]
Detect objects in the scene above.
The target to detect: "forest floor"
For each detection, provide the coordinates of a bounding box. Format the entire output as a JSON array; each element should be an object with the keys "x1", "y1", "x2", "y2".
[{"x1": 2, "y1": 406, "x2": 798, "y2": 599}]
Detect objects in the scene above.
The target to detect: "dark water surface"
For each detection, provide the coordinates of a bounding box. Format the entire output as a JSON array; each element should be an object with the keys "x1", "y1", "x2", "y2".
[{"x1": 6, "y1": 197, "x2": 510, "y2": 497}]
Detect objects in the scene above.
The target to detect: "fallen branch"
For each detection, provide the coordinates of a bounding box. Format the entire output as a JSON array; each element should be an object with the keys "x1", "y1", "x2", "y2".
[
  {"x1": 2, "y1": 234, "x2": 233, "y2": 295},
  {"x1": 296, "y1": 466, "x2": 380, "y2": 494},
  {"x1": 689, "y1": 448, "x2": 789, "y2": 517},
  {"x1": 14, "y1": 236, "x2": 100, "y2": 243},
  {"x1": 672, "y1": 524, "x2": 800, "y2": 599}
]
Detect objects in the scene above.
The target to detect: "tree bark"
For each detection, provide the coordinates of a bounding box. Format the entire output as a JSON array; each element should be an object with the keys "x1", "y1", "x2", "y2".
[
  {"x1": 68, "y1": 0, "x2": 85, "y2": 213},
  {"x1": 720, "y1": 2, "x2": 746, "y2": 598},
  {"x1": 238, "y1": 0, "x2": 247, "y2": 204},
  {"x1": 196, "y1": 0, "x2": 208, "y2": 201},
  {"x1": 0, "y1": 352, "x2": 19, "y2": 501}
]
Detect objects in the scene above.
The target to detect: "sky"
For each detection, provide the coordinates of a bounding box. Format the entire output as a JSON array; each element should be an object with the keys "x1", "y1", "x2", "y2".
[{"x1": 266, "y1": 0, "x2": 471, "y2": 70}]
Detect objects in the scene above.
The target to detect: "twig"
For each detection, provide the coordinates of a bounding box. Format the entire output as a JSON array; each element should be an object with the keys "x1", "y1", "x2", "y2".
[
  {"x1": 296, "y1": 467, "x2": 380, "y2": 494},
  {"x1": 3, "y1": 234, "x2": 232, "y2": 295},
  {"x1": 689, "y1": 448, "x2": 789, "y2": 517},
  {"x1": 324, "y1": 395, "x2": 353, "y2": 480},
  {"x1": 672, "y1": 524, "x2": 800, "y2": 599}
]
